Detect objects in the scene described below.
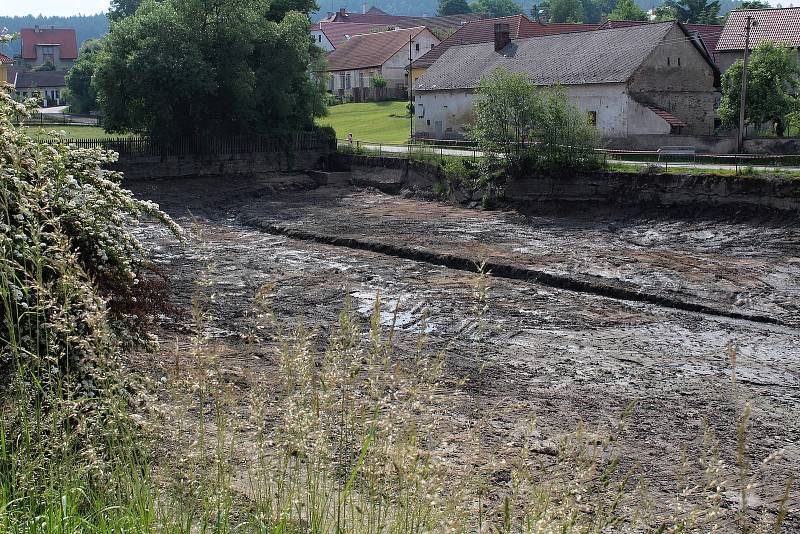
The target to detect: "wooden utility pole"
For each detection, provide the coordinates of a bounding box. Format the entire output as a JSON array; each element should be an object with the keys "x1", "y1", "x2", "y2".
[
  {"x1": 737, "y1": 16, "x2": 755, "y2": 153},
  {"x1": 409, "y1": 33, "x2": 413, "y2": 145}
]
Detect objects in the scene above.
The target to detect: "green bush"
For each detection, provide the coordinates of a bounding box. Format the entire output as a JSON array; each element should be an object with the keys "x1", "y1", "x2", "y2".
[{"x1": 0, "y1": 86, "x2": 181, "y2": 496}]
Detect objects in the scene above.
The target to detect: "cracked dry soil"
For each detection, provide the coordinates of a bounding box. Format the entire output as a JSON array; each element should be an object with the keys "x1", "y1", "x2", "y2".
[{"x1": 128, "y1": 174, "x2": 799, "y2": 526}]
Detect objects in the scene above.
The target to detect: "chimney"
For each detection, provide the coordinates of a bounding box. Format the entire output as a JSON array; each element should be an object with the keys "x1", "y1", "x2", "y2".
[
  {"x1": 339, "y1": 7, "x2": 347, "y2": 16},
  {"x1": 494, "y1": 23, "x2": 510, "y2": 51}
]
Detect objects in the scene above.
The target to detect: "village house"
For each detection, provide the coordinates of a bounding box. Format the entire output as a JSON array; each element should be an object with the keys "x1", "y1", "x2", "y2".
[
  {"x1": 11, "y1": 69, "x2": 67, "y2": 107},
  {"x1": 325, "y1": 26, "x2": 440, "y2": 102},
  {"x1": 16, "y1": 26, "x2": 78, "y2": 70},
  {"x1": 311, "y1": 21, "x2": 398, "y2": 51},
  {"x1": 413, "y1": 21, "x2": 719, "y2": 141},
  {"x1": 410, "y1": 14, "x2": 597, "y2": 84},
  {"x1": 716, "y1": 7, "x2": 800, "y2": 73}
]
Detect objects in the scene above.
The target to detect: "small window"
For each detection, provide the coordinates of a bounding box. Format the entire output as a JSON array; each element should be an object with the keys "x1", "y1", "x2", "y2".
[
  {"x1": 430, "y1": 43, "x2": 434, "y2": 49},
  {"x1": 345, "y1": 73, "x2": 351, "y2": 89},
  {"x1": 677, "y1": 57, "x2": 681, "y2": 66},
  {"x1": 427, "y1": 119, "x2": 430, "y2": 125},
  {"x1": 415, "y1": 42, "x2": 420, "y2": 51},
  {"x1": 318, "y1": 35, "x2": 322, "y2": 42},
  {"x1": 667, "y1": 57, "x2": 670, "y2": 66},
  {"x1": 588, "y1": 111, "x2": 597, "y2": 126}
]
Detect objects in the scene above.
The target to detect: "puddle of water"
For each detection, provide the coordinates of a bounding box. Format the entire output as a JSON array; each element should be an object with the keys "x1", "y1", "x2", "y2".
[{"x1": 351, "y1": 290, "x2": 433, "y2": 333}]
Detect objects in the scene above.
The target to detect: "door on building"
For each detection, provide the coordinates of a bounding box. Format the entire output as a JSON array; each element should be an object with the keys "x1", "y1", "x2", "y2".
[{"x1": 434, "y1": 120, "x2": 443, "y2": 139}]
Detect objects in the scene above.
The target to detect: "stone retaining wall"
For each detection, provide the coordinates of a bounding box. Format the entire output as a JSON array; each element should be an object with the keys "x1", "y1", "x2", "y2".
[
  {"x1": 337, "y1": 155, "x2": 800, "y2": 212},
  {"x1": 114, "y1": 149, "x2": 329, "y2": 180}
]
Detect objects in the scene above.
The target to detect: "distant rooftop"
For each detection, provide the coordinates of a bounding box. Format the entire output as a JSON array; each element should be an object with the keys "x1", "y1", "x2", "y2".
[
  {"x1": 717, "y1": 7, "x2": 800, "y2": 51},
  {"x1": 20, "y1": 27, "x2": 78, "y2": 60}
]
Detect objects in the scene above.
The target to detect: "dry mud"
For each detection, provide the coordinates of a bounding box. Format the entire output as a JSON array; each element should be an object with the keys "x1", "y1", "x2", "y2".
[{"x1": 128, "y1": 175, "x2": 800, "y2": 526}]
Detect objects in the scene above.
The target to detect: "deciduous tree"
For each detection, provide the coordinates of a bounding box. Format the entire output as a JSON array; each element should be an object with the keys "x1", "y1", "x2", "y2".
[
  {"x1": 469, "y1": 0, "x2": 523, "y2": 17},
  {"x1": 609, "y1": 0, "x2": 648, "y2": 20},
  {"x1": 718, "y1": 41, "x2": 800, "y2": 136},
  {"x1": 549, "y1": 0, "x2": 586, "y2": 22},
  {"x1": 65, "y1": 39, "x2": 103, "y2": 114},
  {"x1": 94, "y1": 0, "x2": 326, "y2": 141},
  {"x1": 439, "y1": 0, "x2": 472, "y2": 15}
]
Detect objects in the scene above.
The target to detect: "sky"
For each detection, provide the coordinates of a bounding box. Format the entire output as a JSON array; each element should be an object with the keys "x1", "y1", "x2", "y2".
[
  {"x1": 1, "y1": 0, "x2": 110, "y2": 17},
  {"x1": 0, "y1": 0, "x2": 790, "y2": 16}
]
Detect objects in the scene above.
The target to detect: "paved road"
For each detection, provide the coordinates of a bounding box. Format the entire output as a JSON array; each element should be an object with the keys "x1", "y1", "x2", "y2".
[{"x1": 342, "y1": 142, "x2": 800, "y2": 173}]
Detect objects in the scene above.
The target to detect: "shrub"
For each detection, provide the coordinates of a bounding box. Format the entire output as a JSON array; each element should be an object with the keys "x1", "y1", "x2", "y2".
[
  {"x1": 0, "y1": 86, "x2": 181, "y2": 492},
  {"x1": 470, "y1": 69, "x2": 603, "y2": 179}
]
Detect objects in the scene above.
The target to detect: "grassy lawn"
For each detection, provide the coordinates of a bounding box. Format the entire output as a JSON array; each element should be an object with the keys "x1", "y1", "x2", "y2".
[
  {"x1": 316, "y1": 101, "x2": 412, "y2": 144},
  {"x1": 23, "y1": 125, "x2": 132, "y2": 139}
]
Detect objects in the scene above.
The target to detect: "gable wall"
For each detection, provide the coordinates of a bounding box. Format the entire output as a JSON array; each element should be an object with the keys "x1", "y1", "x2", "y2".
[{"x1": 629, "y1": 24, "x2": 717, "y2": 134}]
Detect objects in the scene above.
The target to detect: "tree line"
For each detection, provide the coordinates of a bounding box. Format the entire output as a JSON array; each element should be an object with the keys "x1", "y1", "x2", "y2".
[{"x1": 438, "y1": 0, "x2": 769, "y2": 23}]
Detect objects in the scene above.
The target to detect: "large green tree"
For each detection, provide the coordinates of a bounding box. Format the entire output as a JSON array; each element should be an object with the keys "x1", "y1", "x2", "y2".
[
  {"x1": 65, "y1": 39, "x2": 104, "y2": 114},
  {"x1": 549, "y1": 0, "x2": 586, "y2": 22},
  {"x1": 469, "y1": 0, "x2": 523, "y2": 16},
  {"x1": 657, "y1": 0, "x2": 720, "y2": 23},
  {"x1": 94, "y1": 0, "x2": 326, "y2": 141},
  {"x1": 609, "y1": 0, "x2": 648, "y2": 20},
  {"x1": 439, "y1": 0, "x2": 472, "y2": 14},
  {"x1": 718, "y1": 41, "x2": 800, "y2": 136}
]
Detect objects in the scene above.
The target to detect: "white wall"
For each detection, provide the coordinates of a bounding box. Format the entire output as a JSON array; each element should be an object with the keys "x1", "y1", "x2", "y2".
[
  {"x1": 311, "y1": 30, "x2": 334, "y2": 51},
  {"x1": 414, "y1": 84, "x2": 672, "y2": 139},
  {"x1": 380, "y1": 29, "x2": 440, "y2": 90}
]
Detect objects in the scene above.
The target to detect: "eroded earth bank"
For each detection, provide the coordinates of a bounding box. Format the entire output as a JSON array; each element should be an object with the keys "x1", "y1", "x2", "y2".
[{"x1": 128, "y1": 174, "x2": 799, "y2": 527}]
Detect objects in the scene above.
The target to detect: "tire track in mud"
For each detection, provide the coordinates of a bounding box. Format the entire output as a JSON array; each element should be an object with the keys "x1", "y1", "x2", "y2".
[{"x1": 239, "y1": 218, "x2": 792, "y2": 329}]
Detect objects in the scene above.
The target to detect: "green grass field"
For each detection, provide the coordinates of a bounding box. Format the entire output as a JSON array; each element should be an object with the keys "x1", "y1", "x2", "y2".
[
  {"x1": 23, "y1": 125, "x2": 132, "y2": 139},
  {"x1": 316, "y1": 101, "x2": 412, "y2": 144}
]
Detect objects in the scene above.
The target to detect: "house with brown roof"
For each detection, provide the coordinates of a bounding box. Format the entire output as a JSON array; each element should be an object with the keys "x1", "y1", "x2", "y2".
[
  {"x1": 410, "y1": 14, "x2": 597, "y2": 84},
  {"x1": 312, "y1": 21, "x2": 398, "y2": 51},
  {"x1": 413, "y1": 21, "x2": 719, "y2": 141},
  {"x1": 17, "y1": 26, "x2": 78, "y2": 70},
  {"x1": 324, "y1": 26, "x2": 440, "y2": 102},
  {"x1": 716, "y1": 7, "x2": 800, "y2": 72}
]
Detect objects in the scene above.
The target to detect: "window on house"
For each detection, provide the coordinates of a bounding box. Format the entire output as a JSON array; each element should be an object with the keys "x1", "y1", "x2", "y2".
[
  {"x1": 677, "y1": 57, "x2": 681, "y2": 66},
  {"x1": 318, "y1": 34, "x2": 322, "y2": 42},
  {"x1": 345, "y1": 73, "x2": 351, "y2": 89},
  {"x1": 339, "y1": 73, "x2": 345, "y2": 89},
  {"x1": 667, "y1": 57, "x2": 670, "y2": 66},
  {"x1": 359, "y1": 72, "x2": 365, "y2": 87},
  {"x1": 41, "y1": 46, "x2": 55, "y2": 64},
  {"x1": 588, "y1": 111, "x2": 597, "y2": 126},
  {"x1": 415, "y1": 42, "x2": 420, "y2": 51},
  {"x1": 328, "y1": 77, "x2": 334, "y2": 91},
  {"x1": 431, "y1": 43, "x2": 435, "y2": 49}
]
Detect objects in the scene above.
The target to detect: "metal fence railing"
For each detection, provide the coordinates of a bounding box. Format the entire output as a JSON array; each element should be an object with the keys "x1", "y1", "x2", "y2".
[
  {"x1": 40, "y1": 132, "x2": 336, "y2": 158},
  {"x1": 16, "y1": 112, "x2": 101, "y2": 126},
  {"x1": 336, "y1": 139, "x2": 800, "y2": 174}
]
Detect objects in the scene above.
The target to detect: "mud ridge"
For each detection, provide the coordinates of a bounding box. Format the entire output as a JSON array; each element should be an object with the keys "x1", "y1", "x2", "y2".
[{"x1": 240, "y1": 218, "x2": 789, "y2": 328}]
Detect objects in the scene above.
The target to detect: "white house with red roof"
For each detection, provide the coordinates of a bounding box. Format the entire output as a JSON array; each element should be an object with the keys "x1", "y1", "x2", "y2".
[
  {"x1": 17, "y1": 26, "x2": 78, "y2": 70},
  {"x1": 324, "y1": 26, "x2": 439, "y2": 101},
  {"x1": 312, "y1": 21, "x2": 398, "y2": 51}
]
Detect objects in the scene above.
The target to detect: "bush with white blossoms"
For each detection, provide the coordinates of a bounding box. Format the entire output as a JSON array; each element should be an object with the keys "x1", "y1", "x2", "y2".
[{"x1": 0, "y1": 73, "x2": 181, "y2": 487}]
